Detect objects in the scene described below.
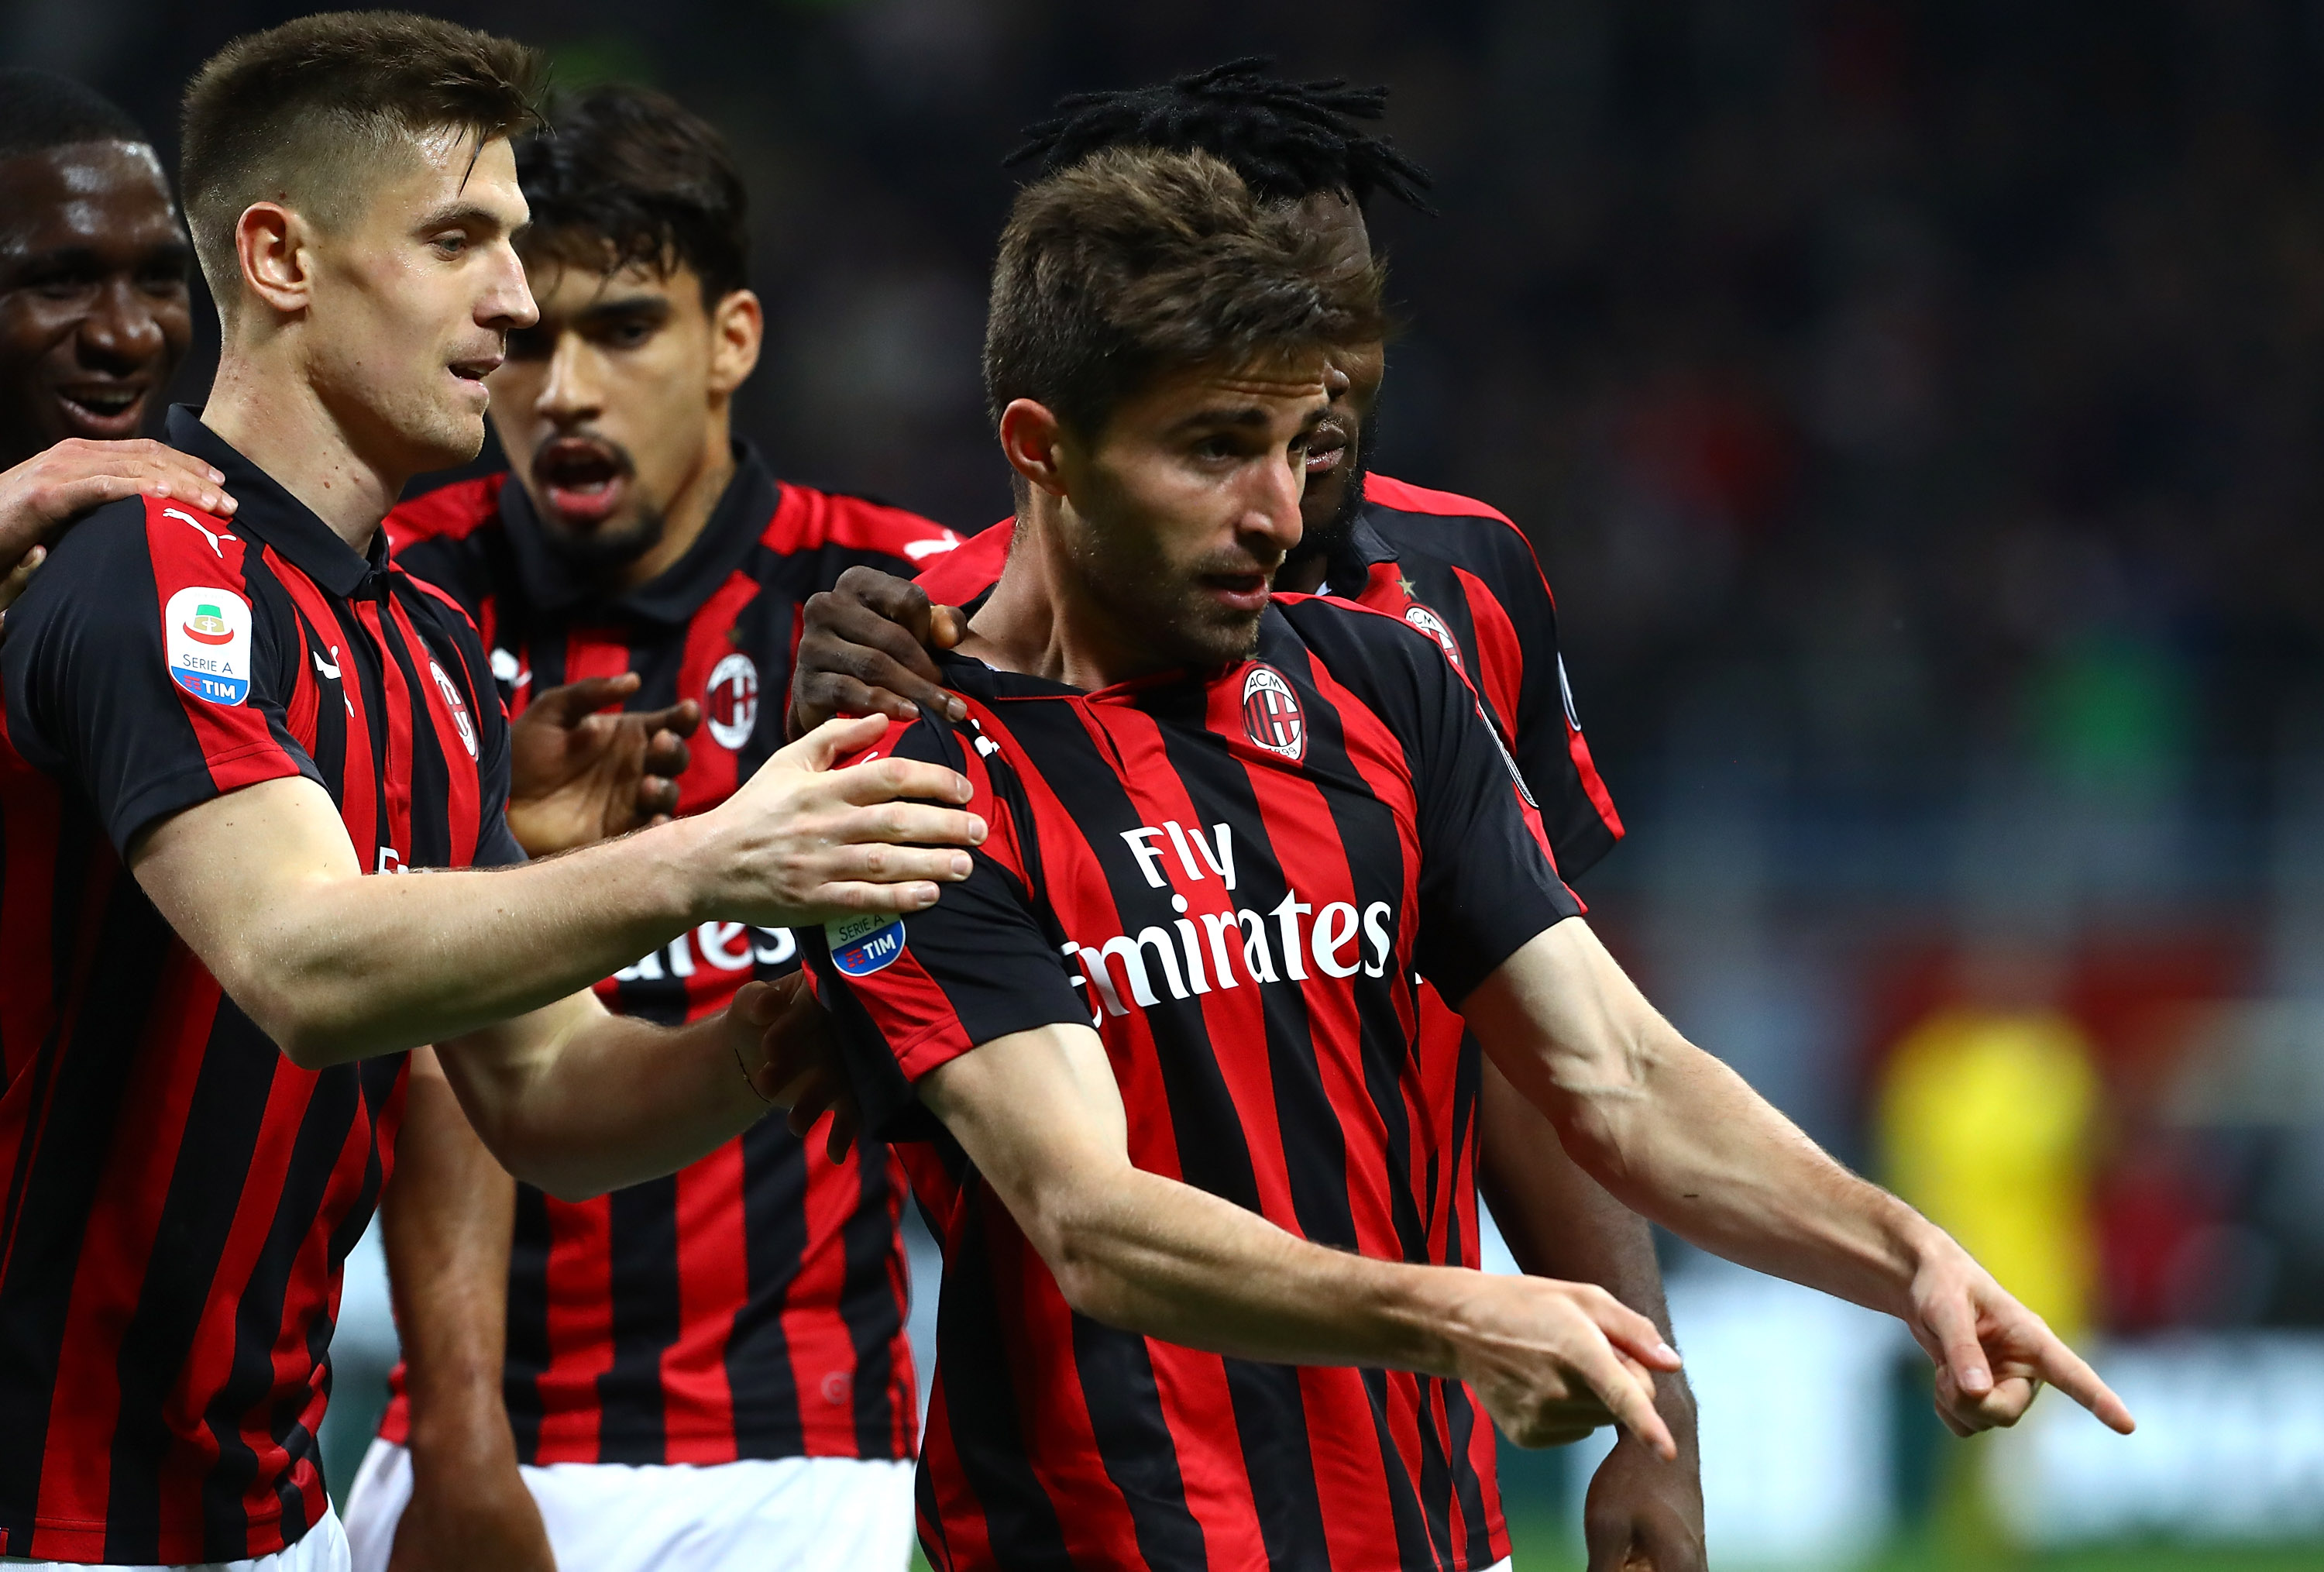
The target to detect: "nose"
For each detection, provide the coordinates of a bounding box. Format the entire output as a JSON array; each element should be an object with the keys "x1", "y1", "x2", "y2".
[
  {"x1": 482, "y1": 240, "x2": 538, "y2": 334},
  {"x1": 77, "y1": 278, "x2": 166, "y2": 373},
  {"x1": 1324, "y1": 362, "x2": 1352, "y2": 402},
  {"x1": 1240, "y1": 445, "x2": 1306, "y2": 561},
  {"x1": 536, "y1": 330, "x2": 600, "y2": 425}
]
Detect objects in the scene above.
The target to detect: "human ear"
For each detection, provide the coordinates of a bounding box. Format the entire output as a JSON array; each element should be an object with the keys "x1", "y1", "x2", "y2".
[
  {"x1": 235, "y1": 202, "x2": 311, "y2": 319},
  {"x1": 707, "y1": 287, "x2": 763, "y2": 397},
  {"x1": 998, "y1": 398, "x2": 1069, "y2": 498}
]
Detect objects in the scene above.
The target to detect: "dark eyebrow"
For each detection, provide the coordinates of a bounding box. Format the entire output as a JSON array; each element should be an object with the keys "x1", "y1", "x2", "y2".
[
  {"x1": 574, "y1": 294, "x2": 672, "y2": 325},
  {"x1": 414, "y1": 201, "x2": 511, "y2": 237},
  {"x1": 1166, "y1": 405, "x2": 1277, "y2": 436}
]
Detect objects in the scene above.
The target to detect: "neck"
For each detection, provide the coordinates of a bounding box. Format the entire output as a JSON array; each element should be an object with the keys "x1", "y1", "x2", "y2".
[
  {"x1": 961, "y1": 494, "x2": 1171, "y2": 690},
  {"x1": 1276, "y1": 547, "x2": 1330, "y2": 596},
  {"x1": 201, "y1": 347, "x2": 408, "y2": 550},
  {"x1": 613, "y1": 411, "x2": 735, "y2": 590}
]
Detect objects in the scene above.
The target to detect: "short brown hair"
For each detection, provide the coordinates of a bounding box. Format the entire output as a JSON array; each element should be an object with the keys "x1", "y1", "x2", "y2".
[
  {"x1": 983, "y1": 146, "x2": 1386, "y2": 439},
  {"x1": 180, "y1": 11, "x2": 545, "y2": 304}
]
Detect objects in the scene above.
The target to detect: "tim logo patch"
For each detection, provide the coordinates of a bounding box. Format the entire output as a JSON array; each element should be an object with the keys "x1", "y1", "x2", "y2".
[
  {"x1": 828, "y1": 912, "x2": 906, "y2": 977},
  {"x1": 164, "y1": 586, "x2": 253, "y2": 705},
  {"x1": 1240, "y1": 665, "x2": 1306, "y2": 762}
]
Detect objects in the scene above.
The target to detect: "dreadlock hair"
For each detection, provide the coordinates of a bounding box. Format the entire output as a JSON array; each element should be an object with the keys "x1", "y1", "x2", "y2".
[{"x1": 1006, "y1": 57, "x2": 1432, "y2": 213}]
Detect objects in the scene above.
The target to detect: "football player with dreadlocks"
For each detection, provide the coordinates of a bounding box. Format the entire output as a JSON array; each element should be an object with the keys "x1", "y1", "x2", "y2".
[{"x1": 790, "y1": 60, "x2": 1704, "y2": 1572}]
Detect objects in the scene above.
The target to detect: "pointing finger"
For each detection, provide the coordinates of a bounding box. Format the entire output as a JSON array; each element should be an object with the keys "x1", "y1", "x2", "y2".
[{"x1": 2033, "y1": 1333, "x2": 2136, "y2": 1435}]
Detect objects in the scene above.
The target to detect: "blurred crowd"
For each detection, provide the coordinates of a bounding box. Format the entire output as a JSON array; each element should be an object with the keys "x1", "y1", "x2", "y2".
[{"x1": 23, "y1": 0, "x2": 2324, "y2": 1342}]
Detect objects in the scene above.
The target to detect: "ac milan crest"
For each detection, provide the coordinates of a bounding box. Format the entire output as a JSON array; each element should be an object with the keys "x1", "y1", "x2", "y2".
[
  {"x1": 1240, "y1": 665, "x2": 1306, "y2": 762},
  {"x1": 706, "y1": 652, "x2": 760, "y2": 751},
  {"x1": 1402, "y1": 604, "x2": 1467, "y2": 675}
]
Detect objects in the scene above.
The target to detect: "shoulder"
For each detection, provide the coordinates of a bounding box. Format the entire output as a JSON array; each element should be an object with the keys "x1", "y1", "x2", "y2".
[
  {"x1": 31, "y1": 493, "x2": 272, "y2": 620},
  {"x1": 1365, "y1": 473, "x2": 1549, "y2": 591},
  {"x1": 766, "y1": 482, "x2": 963, "y2": 565},
  {"x1": 1273, "y1": 590, "x2": 1451, "y2": 668},
  {"x1": 383, "y1": 474, "x2": 507, "y2": 554},
  {"x1": 1267, "y1": 592, "x2": 1468, "y2": 715},
  {"x1": 1363, "y1": 473, "x2": 1516, "y2": 530}
]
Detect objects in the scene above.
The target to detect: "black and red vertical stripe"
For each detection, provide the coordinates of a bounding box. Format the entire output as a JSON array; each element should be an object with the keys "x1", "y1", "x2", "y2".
[
  {"x1": 0, "y1": 407, "x2": 518, "y2": 1563},
  {"x1": 807, "y1": 595, "x2": 1582, "y2": 1572},
  {"x1": 376, "y1": 452, "x2": 946, "y2": 1467}
]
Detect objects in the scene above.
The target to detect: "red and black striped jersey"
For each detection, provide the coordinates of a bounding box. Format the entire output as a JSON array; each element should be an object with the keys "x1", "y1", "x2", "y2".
[
  {"x1": 913, "y1": 470, "x2": 1623, "y2": 880},
  {"x1": 376, "y1": 449, "x2": 953, "y2": 1467},
  {"x1": 804, "y1": 596, "x2": 1583, "y2": 1572},
  {"x1": 0, "y1": 406, "x2": 520, "y2": 1564}
]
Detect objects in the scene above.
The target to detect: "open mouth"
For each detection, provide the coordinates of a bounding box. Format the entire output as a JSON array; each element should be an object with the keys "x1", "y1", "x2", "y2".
[
  {"x1": 448, "y1": 356, "x2": 500, "y2": 397},
  {"x1": 1201, "y1": 572, "x2": 1272, "y2": 614},
  {"x1": 532, "y1": 436, "x2": 631, "y2": 525},
  {"x1": 52, "y1": 382, "x2": 149, "y2": 439}
]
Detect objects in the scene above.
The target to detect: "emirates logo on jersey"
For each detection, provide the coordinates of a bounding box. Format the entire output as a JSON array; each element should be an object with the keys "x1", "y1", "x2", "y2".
[
  {"x1": 428, "y1": 660, "x2": 479, "y2": 760},
  {"x1": 1240, "y1": 665, "x2": 1306, "y2": 762},
  {"x1": 1403, "y1": 604, "x2": 1467, "y2": 675},
  {"x1": 706, "y1": 652, "x2": 759, "y2": 752}
]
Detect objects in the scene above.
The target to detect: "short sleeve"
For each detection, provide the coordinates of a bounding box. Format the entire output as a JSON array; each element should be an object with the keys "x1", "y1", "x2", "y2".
[
  {"x1": 1457, "y1": 515, "x2": 1623, "y2": 881},
  {"x1": 799, "y1": 715, "x2": 1085, "y2": 1140},
  {"x1": 2, "y1": 499, "x2": 323, "y2": 853},
  {"x1": 1406, "y1": 631, "x2": 1584, "y2": 1004}
]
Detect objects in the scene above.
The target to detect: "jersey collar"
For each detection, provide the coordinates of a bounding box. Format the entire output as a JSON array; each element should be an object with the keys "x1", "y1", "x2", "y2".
[
  {"x1": 1318, "y1": 509, "x2": 1400, "y2": 596},
  {"x1": 165, "y1": 404, "x2": 390, "y2": 598},
  {"x1": 930, "y1": 611, "x2": 1294, "y2": 707},
  {"x1": 495, "y1": 442, "x2": 779, "y2": 626}
]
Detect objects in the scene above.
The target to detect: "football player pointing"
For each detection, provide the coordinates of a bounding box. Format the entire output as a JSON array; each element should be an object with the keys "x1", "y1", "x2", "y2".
[{"x1": 805, "y1": 148, "x2": 2130, "y2": 1572}]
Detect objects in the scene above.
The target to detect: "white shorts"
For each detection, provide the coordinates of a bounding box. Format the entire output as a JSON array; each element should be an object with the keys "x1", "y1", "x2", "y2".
[
  {"x1": 341, "y1": 1438, "x2": 915, "y2": 1572},
  {"x1": 2, "y1": 1508, "x2": 349, "y2": 1572}
]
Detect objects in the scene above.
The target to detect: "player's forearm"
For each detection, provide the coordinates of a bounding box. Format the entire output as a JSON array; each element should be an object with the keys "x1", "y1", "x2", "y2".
[
  {"x1": 232, "y1": 819, "x2": 713, "y2": 1066},
  {"x1": 1468, "y1": 921, "x2": 1941, "y2": 1322},
  {"x1": 383, "y1": 1051, "x2": 522, "y2": 1462},
  {"x1": 439, "y1": 1004, "x2": 765, "y2": 1202},
  {"x1": 1577, "y1": 1042, "x2": 1937, "y2": 1317},
  {"x1": 1030, "y1": 1161, "x2": 1483, "y2": 1378}
]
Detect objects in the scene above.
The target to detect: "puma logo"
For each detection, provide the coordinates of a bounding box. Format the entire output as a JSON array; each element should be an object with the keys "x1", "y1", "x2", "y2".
[
  {"x1": 313, "y1": 645, "x2": 352, "y2": 716},
  {"x1": 162, "y1": 507, "x2": 236, "y2": 559}
]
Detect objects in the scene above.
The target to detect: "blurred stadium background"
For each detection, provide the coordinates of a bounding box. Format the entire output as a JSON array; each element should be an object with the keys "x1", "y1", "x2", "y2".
[{"x1": 12, "y1": 0, "x2": 2324, "y2": 1564}]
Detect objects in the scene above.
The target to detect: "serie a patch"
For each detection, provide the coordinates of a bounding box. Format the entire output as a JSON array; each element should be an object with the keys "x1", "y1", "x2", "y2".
[
  {"x1": 163, "y1": 587, "x2": 253, "y2": 706},
  {"x1": 827, "y1": 912, "x2": 907, "y2": 977}
]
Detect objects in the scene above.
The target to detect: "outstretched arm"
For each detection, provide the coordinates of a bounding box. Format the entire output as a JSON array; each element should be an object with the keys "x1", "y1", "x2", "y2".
[
  {"x1": 1462, "y1": 917, "x2": 2137, "y2": 1439},
  {"x1": 129, "y1": 716, "x2": 982, "y2": 1066},
  {"x1": 918, "y1": 1019, "x2": 1684, "y2": 1458},
  {"x1": 432, "y1": 977, "x2": 807, "y2": 1202}
]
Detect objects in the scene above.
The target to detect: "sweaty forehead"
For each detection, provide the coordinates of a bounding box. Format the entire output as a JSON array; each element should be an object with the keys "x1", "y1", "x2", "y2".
[{"x1": 0, "y1": 141, "x2": 177, "y2": 254}]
